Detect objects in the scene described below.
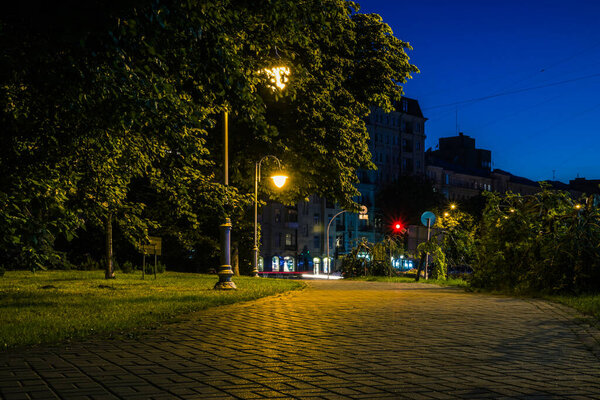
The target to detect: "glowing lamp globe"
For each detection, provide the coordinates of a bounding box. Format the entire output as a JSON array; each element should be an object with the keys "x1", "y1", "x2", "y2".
[{"x1": 271, "y1": 174, "x2": 288, "y2": 188}]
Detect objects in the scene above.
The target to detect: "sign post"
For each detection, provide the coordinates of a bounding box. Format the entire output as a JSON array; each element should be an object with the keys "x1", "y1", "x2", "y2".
[
  {"x1": 420, "y1": 212, "x2": 436, "y2": 280},
  {"x1": 139, "y1": 236, "x2": 162, "y2": 279}
]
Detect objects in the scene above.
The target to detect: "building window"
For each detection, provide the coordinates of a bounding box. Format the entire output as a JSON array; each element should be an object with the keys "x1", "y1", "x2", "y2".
[
  {"x1": 276, "y1": 233, "x2": 282, "y2": 247},
  {"x1": 401, "y1": 120, "x2": 406, "y2": 131},
  {"x1": 402, "y1": 99, "x2": 408, "y2": 112},
  {"x1": 313, "y1": 235, "x2": 320, "y2": 249},
  {"x1": 285, "y1": 208, "x2": 298, "y2": 223},
  {"x1": 445, "y1": 174, "x2": 450, "y2": 185},
  {"x1": 313, "y1": 257, "x2": 321, "y2": 274},
  {"x1": 258, "y1": 257, "x2": 264, "y2": 272},
  {"x1": 274, "y1": 208, "x2": 281, "y2": 223},
  {"x1": 272, "y1": 256, "x2": 280, "y2": 272},
  {"x1": 283, "y1": 256, "x2": 295, "y2": 272},
  {"x1": 313, "y1": 213, "x2": 320, "y2": 225},
  {"x1": 416, "y1": 142, "x2": 421, "y2": 151},
  {"x1": 285, "y1": 233, "x2": 292, "y2": 246}
]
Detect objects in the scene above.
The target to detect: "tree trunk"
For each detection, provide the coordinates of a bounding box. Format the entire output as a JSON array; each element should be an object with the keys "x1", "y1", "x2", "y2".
[
  {"x1": 415, "y1": 253, "x2": 426, "y2": 282},
  {"x1": 105, "y1": 213, "x2": 115, "y2": 279},
  {"x1": 232, "y1": 241, "x2": 240, "y2": 276}
]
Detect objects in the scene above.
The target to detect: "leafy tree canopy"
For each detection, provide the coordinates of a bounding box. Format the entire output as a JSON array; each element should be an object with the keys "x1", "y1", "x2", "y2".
[{"x1": 0, "y1": 0, "x2": 417, "y2": 269}]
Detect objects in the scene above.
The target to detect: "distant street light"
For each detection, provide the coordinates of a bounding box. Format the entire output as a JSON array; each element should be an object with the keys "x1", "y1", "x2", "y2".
[
  {"x1": 253, "y1": 155, "x2": 288, "y2": 277},
  {"x1": 325, "y1": 206, "x2": 368, "y2": 278}
]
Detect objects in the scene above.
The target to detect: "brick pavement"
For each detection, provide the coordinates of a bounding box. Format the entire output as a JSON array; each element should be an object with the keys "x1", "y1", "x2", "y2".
[{"x1": 1, "y1": 280, "x2": 600, "y2": 399}]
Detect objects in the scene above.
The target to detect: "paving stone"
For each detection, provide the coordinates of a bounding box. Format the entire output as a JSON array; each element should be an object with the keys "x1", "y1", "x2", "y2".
[{"x1": 1, "y1": 281, "x2": 600, "y2": 399}]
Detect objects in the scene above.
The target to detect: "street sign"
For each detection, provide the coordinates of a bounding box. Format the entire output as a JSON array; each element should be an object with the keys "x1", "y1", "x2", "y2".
[
  {"x1": 421, "y1": 211, "x2": 436, "y2": 227},
  {"x1": 140, "y1": 236, "x2": 162, "y2": 256},
  {"x1": 359, "y1": 205, "x2": 368, "y2": 220}
]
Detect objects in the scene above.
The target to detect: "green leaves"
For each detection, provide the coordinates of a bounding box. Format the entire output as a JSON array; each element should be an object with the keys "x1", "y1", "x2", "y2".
[
  {"x1": 1, "y1": 0, "x2": 418, "y2": 270},
  {"x1": 471, "y1": 189, "x2": 600, "y2": 293}
]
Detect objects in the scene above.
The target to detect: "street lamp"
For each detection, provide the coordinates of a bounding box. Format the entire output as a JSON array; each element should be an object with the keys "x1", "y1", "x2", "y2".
[
  {"x1": 325, "y1": 206, "x2": 368, "y2": 278},
  {"x1": 326, "y1": 210, "x2": 347, "y2": 279},
  {"x1": 253, "y1": 155, "x2": 288, "y2": 277},
  {"x1": 214, "y1": 65, "x2": 290, "y2": 290}
]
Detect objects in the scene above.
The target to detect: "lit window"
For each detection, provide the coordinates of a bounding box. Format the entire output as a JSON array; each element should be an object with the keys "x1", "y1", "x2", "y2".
[
  {"x1": 272, "y1": 256, "x2": 280, "y2": 272},
  {"x1": 285, "y1": 233, "x2": 292, "y2": 246},
  {"x1": 283, "y1": 256, "x2": 295, "y2": 272},
  {"x1": 313, "y1": 257, "x2": 321, "y2": 274}
]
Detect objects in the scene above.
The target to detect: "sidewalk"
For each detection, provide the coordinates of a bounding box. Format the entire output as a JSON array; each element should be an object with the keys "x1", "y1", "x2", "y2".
[{"x1": 1, "y1": 280, "x2": 599, "y2": 399}]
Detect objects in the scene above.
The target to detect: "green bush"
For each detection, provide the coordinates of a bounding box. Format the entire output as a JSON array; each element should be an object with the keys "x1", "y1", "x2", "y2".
[
  {"x1": 471, "y1": 189, "x2": 600, "y2": 294},
  {"x1": 0, "y1": 265, "x2": 5, "y2": 277},
  {"x1": 142, "y1": 260, "x2": 165, "y2": 274},
  {"x1": 120, "y1": 261, "x2": 134, "y2": 274},
  {"x1": 340, "y1": 237, "x2": 403, "y2": 278},
  {"x1": 79, "y1": 256, "x2": 100, "y2": 271}
]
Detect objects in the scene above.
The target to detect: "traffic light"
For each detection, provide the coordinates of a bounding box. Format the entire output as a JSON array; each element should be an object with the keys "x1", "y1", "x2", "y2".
[{"x1": 392, "y1": 220, "x2": 406, "y2": 234}]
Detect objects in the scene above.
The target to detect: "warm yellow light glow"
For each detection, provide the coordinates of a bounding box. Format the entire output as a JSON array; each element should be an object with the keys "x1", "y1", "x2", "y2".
[
  {"x1": 263, "y1": 66, "x2": 290, "y2": 90},
  {"x1": 444, "y1": 212, "x2": 449, "y2": 217},
  {"x1": 271, "y1": 174, "x2": 288, "y2": 188},
  {"x1": 509, "y1": 208, "x2": 515, "y2": 213},
  {"x1": 450, "y1": 203, "x2": 456, "y2": 210},
  {"x1": 575, "y1": 204, "x2": 582, "y2": 210}
]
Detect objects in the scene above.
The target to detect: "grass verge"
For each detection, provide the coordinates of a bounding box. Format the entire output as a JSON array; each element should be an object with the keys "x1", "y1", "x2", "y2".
[
  {"x1": 351, "y1": 276, "x2": 600, "y2": 323},
  {"x1": 542, "y1": 293, "x2": 600, "y2": 322},
  {"x1": 0, "y1": 270, "x2": 304, "y2": 350},
  {"x1": 347, "y1": 275, "x2": 468, "y2": 288}
]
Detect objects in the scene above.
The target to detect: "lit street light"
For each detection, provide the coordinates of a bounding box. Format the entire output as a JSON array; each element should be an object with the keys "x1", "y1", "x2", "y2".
[
  {"x1": 253, "y1": 156, "x2": 287, "y2": 277},
  {"x1": 214, "y1": 65, "x2": 290, "y2": 290}
]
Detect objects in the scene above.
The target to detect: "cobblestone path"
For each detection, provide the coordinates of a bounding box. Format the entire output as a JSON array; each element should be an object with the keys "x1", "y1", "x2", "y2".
[{"x1": 1, "y1": 280, "x2": 600, "y2": 399}]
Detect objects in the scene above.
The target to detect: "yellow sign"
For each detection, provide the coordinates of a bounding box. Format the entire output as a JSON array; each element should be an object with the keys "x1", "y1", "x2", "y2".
[{"x1": 140, "y1": 236, "x2": 162, "y2": 256}]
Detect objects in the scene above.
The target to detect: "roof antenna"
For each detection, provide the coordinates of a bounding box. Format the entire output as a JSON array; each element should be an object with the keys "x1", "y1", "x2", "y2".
[{"x1": 552, "y1": 170, "x2": 556, "y2": 180}]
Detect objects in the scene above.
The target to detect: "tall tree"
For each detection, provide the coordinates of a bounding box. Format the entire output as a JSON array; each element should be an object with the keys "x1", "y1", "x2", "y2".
[{"x1": 0, "y1": 0, "x2": 418, "y2": 273}]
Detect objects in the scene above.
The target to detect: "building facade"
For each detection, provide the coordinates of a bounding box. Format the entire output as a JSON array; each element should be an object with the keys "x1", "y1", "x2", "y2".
[{"x1": 259, "y1": 97, "x2": 427, "y2": 273}]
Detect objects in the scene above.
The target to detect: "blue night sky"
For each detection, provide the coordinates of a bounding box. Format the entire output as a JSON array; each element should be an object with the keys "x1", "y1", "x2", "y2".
[{"x1": 358, "y1": 0, "x2": 600, "y2": 183}]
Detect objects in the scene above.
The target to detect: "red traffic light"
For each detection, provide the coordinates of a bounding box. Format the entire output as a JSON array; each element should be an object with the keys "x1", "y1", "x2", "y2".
[{"x1": 392, "y1": 221, "x2": 405, "y2": 234}]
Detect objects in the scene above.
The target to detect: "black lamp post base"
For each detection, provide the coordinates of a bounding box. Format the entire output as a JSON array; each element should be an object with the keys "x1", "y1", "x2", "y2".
[{"x1": 214, "y1": 280, "x2": 237, "y2": 290}]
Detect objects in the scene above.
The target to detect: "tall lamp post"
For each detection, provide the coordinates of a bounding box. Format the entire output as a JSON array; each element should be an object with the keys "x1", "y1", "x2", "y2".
[
  {"x1": 326, "y1": 210, "x2": 347, "y2": 279},
  {"x1": 253, "y1": 156, "x2": 287, "y2": 277},
  {"x1": 214, "y1": 65, "x2": 290, "y2": 290},
  {"x1": 214, "y1": 109, "x2": 237, "y2": 290},
  {"x1": 325, "y1": 206, "x2": 367, "y2": 278}
]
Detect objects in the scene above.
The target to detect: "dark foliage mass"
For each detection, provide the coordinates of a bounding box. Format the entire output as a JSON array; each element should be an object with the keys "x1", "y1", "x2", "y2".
[
  {"x1": 0, "y1": 1, "x2": 417, "y2": 274},
  {"x1": 471, "y1": 188, "x2": 600, "y2": 294}
]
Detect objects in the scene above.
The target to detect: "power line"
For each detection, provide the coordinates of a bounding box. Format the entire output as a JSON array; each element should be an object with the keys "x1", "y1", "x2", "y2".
[{"x1": 423, "y1": 72, "x2": 600, "y2": 110}]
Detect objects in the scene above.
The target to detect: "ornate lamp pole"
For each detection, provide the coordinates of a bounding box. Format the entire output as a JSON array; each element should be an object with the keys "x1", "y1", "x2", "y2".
[
  {"x1": 214, "y1": 109, "x2": 237, "y2": 290},
  {"x1": 214, "y1": 65, "x2": 290, "y2": 289},
  {"x1": 253, "y1": 156, "x2": 287, "y2": 277}
]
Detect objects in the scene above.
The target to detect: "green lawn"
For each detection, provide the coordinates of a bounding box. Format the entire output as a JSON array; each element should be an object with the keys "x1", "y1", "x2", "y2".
[{"x1": 0, "y1": 270, "x2": 304, "y2": 350}]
